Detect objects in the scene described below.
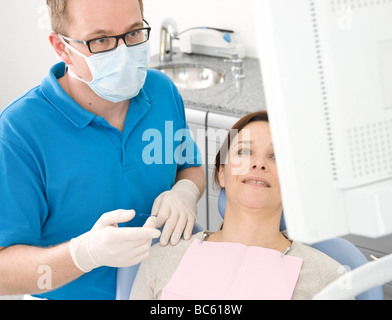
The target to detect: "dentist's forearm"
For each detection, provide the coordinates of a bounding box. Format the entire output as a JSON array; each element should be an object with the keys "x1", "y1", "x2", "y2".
[{"x1": 0, "y1": 243, "x2": 83, "y2": 296}]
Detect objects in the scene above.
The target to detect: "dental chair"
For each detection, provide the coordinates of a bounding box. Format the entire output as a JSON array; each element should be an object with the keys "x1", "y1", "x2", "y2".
[
  {"x1": 217, "y1": 189, "x2": 384, "y2": 300},
  {"x1": 116, "y1": 189, "x2": 384, "y2": 300}
]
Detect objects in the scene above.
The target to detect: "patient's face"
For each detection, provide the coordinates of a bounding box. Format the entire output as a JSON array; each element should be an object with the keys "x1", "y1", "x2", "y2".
[{"x1": 219, "y1": 121, "x2": 282, "y2": 212}]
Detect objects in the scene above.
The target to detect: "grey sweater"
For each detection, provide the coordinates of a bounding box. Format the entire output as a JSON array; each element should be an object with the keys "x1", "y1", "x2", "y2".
[{"x1": 130, "y1": 232, "x2": 346, "y2": 300}]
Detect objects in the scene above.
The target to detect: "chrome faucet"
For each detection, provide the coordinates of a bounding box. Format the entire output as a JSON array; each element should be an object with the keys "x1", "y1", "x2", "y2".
[
  {"x1": 159, "y1": 18, "x2": 178, "y2": 63},
  {"x1": 224, "y1": 53, "x2": 245, "y2": 93}
]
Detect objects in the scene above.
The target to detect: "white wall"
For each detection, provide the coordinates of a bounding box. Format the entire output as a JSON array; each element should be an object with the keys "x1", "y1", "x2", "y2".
[
  {"x1": 0, "y1": 0, "x2": 257, "y2": 110},
  {"x1": 0, "y1": 0, "x2": 57, "y2": 110}
]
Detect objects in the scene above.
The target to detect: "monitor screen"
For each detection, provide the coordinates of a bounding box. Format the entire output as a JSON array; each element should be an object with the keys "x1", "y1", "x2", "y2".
[{"x1": 251, "y1": 0, "x2": 392, "y2": 243}]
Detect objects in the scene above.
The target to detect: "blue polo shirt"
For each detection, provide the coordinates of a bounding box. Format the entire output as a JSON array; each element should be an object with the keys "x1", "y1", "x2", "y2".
[{"x1": 0, "y1": 62, "x2": 201, "y2": 300}]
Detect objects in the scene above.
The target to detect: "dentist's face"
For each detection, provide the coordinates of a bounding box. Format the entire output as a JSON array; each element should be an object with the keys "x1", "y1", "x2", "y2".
[
  {"x1": 218, "y1": 121, "x2": 282, "y2": 212},
  {"x1": 62, "y1": 0, "x2": 144, "y2": 82}
]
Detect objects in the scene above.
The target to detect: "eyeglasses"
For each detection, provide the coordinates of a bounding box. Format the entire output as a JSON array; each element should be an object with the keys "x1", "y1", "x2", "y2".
[{"x1": 58, "y1": 20, "x2": 151, "y2": 54}]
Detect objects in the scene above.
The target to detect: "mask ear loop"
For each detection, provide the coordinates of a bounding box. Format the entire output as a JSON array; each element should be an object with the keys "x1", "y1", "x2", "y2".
[
  {"x1": 58, "y1": 35, "x2": 93, "y2": 84},
  {"x1": 58, "y1": 35, "x2": 89, "y2": 59}
]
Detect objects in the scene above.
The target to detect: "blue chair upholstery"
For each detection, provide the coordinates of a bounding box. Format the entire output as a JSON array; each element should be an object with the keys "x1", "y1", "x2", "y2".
[
  {"x1": 218, "y1": 188, "x2": 384, "y2": 300},
  {"x1": 116, "y1": 222, "x2": 204, "y2": 300}
]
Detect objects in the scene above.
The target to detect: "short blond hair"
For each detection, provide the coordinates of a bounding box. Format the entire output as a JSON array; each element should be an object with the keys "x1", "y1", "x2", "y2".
[{"x1": 46, "y1": 0, "x2": 144, "y2": 35}]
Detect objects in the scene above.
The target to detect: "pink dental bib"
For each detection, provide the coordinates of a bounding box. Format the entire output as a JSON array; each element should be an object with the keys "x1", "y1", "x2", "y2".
[{"x1": 161, "y1": 239, "x2": 303, "y2": 300}]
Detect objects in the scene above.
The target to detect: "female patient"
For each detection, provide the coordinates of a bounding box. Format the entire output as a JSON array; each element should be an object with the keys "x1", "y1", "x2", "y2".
[{"x1": 130, "y1": 111, "x2": 345, "y2": 300}]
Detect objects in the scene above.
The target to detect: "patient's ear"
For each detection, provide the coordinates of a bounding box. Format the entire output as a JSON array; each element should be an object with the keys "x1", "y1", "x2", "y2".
[{"x1": 218, "y1": 165, "x2": 225, "y2": 188}]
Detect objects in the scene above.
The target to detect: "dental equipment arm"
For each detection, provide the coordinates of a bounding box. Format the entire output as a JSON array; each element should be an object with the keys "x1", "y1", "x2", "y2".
[{"x1": 313, "y1": 253, "x2": 392, "y2": 300}]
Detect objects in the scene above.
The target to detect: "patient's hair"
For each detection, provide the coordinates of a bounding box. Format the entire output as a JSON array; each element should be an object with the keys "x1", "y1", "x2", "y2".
[
  {"x1": 213, "y1": 110, "x2": 269, "y2": 188},
  {"x1": 46, "y1": 0, "x2": 144, "y2": 35}
]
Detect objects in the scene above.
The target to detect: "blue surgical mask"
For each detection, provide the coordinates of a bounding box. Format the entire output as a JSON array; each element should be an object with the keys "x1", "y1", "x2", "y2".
[{"x1": 60, "y1": 38, "x2": 150, "y2": 103}]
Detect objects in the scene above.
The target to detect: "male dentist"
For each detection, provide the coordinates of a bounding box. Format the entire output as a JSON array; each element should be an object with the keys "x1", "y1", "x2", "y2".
[{"x1": 0, "y1": 0, "x2": 205, "y2": 300}]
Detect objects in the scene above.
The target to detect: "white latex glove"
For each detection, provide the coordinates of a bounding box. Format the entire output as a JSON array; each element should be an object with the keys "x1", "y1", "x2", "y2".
[
  {"x1": 151, "y1": 179, "x2": 200, "y2": 246},
  {"x1": 69, "y1": 210, "x2": 160, "y2": 273}
]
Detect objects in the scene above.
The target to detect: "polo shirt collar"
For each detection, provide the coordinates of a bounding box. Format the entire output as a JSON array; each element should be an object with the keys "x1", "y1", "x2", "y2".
[
  {"x1": 40, "y1": 63, "x2": 95, "y2": 129},
  {"x1": 40, "y1": 62, "x2": 152, "y2": 129}
]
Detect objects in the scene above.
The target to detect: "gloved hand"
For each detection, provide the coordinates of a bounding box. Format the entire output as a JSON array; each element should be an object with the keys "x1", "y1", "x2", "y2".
[
  {"x1": 69, "y1": 210, "x2": 160, "y2": 273},
  {"x1": 151, "y1": 179, "x2": 200, "y2": 246}
]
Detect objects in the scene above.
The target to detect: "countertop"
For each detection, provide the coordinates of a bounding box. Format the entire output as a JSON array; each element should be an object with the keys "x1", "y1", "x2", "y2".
[{"x1": 150, "y1": 52, "x2": 266, "y2": 117}]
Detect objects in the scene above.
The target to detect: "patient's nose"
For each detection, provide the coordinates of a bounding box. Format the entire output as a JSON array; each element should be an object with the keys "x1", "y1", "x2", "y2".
[
  {"x1": 252, "y1": 165, "x2": 267, "y2": 170},
  {"x1": 252, "y1": 160, "x2": 268, "y2": 171}
]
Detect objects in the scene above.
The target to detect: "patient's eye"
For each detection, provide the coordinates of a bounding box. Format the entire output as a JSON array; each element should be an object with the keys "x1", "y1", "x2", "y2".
[
  {"x1": 238, "y1": 148, "x2": 251, "y2": 156},
  {"x1": 270, "y1": 153, "x2": 276, "y2": 160}
]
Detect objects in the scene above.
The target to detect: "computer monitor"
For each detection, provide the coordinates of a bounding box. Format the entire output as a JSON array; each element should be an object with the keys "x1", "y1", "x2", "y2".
[{"x1": 251, "y1": 0, "x2": 392, "y2": 243}]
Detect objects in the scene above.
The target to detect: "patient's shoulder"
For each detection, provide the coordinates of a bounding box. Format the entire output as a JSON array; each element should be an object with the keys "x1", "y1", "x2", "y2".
[
  {"x1": 289, "y1": 241, "x2": 346, "y2": 299},
  {"x1": 290, "y1": 242, "x2": 343, "y2": 270},
  {"x1": 290, "y1": 241, "x2": 345, "y2": 275}
]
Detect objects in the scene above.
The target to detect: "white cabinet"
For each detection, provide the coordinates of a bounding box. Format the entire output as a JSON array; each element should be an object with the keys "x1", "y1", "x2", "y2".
[
  {"x1": 206, "y1": 112, "x2": 240, "y2": 231},
  {"x1": 185, "y1": 108, "x2": 208, "y2": 229},
  {"x1": 185, "y1": 108, "x2": 240, "y2": 231}
]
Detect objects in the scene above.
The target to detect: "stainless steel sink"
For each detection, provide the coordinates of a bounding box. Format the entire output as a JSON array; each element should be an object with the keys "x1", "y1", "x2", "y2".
[{"x1": 155, "y1": 64, "x2": 225, "y2": 89}]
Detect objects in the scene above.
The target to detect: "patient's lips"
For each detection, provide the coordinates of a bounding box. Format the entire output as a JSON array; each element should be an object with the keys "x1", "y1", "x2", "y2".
[{"x1": 241, "y1": 176, "x2": 271, "y2": 188}]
